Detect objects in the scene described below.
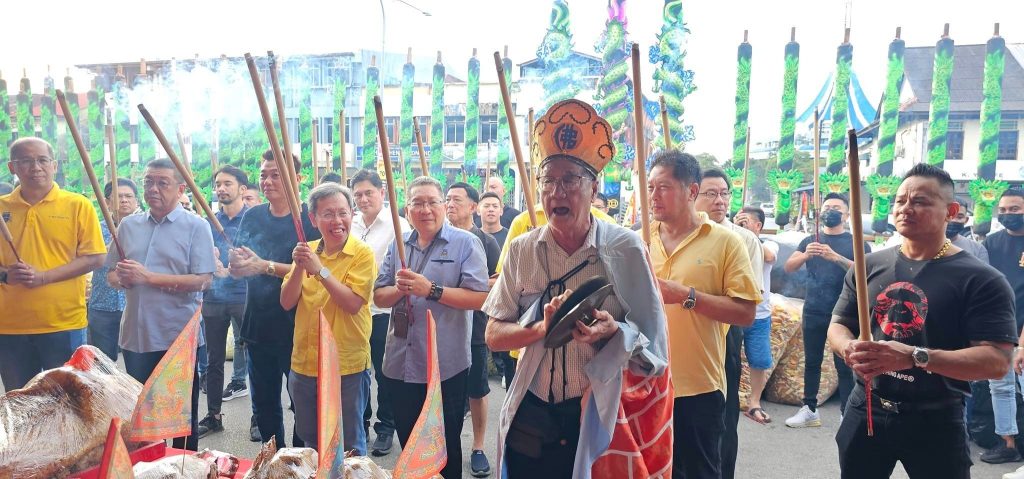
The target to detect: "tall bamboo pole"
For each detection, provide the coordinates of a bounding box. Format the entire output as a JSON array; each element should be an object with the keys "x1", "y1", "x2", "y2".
[
  {"x1": 846, "y1": 128, "x2": 873, "y2": 437},
  {"x1": 494, "y1": 52, "x2": 537, "y2": 227},
  {"x1": 373, "y1": 96, "x2": 407, "y2": 269},
  {"x1": 269, "y1": 52, "x2": 301, "y2": 206},
  {"x1": 527, "y1": 108, "x2": 537, "y2": 199},
  {"x1": 56, "y1": 90, "x2": 125, "y2": 259},
  {"x1": 631, "y1": 42, "x2": 651, "y2": 244},
  {"x1": 813, "y1": 108, "x2": 821, "y2": 241},
  {"x1": 0, "y1": 212, "x2": 22, "y2": 263},
  {"x1": 312, "y1": 119, "x2": 320, "y2": 185},
  {"x1": 413, "y1": 118, "x2": 428, "y2": 176}
]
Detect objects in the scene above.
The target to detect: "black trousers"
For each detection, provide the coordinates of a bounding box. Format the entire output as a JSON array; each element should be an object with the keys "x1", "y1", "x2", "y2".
[
  {"x1": 673, "y1": 390, "x2": 726, "y2": 479},
  {"x1": 363, "y1": 313, "x2": 395, "y2": 436},
  {"x1": 803, "y1": 311, "x2": 855, "y2": 412},
  {"x1": 721, "y1": 325, "x2": 742, "y2": 479},
  {"x1": 247, "y1": 341, "x2": 303, "y2": 448},
  {"x1": 505, "y1": 393, "x2": 582, "y2": 479},
  {"x1": 836, "y1": 386, "x2": 971, "y2": 478},
  {"x1": 123, "y1": 349, "x2": 200, "y2": 451},
  {"x1": 383, "y1": 368, "x2": 468, "y2": 479},
  {"x1": 202, "y1": 302, "x2": 245, "y2": 416}
]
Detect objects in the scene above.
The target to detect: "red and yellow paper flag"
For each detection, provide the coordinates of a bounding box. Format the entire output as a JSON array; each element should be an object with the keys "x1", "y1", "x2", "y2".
[
  {"x1": 317, "y1": 310, "x2": 345, "y2": 478},
  {"x1": 392, "y1": 310, "x2": 447, "y2": 479},
  {"x1": 97, "y1": 417, "x2": 135, "y2": 479},
  {"x1": 127, "y1": 307, "x2": 202, "y2": 442}
]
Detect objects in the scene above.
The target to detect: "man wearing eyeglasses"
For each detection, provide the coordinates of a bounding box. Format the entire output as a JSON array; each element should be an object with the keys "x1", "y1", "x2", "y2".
[
  {"x1": 0, "y1": 137, "x2": 106, "y2": 391},
  {"x1": 105, "y1": 158, "x2": 217, "y2": 450},
  {"x1": 483, "y1": 100, "x2": 669, "y2": 478},
  {"x1": 373, "y1": 176, "x2": 490, "y2": 479}
]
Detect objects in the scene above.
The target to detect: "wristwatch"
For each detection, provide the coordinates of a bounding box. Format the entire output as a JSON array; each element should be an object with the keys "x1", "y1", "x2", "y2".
[
  {"x1": 316, "y1": 267, "x2": 331, "y2": 282},
  {"x1": 912, "y1": 347, "x2": 930, "y2": 370},
  {"x1": 427, "y1": 282, "x2": 444, "y2": 301},
  {"x1": 265, "y1": 261, "x2": 276, "y2": 276},
  {"x1": 0, "y1": 270, "x2": 6, "y2": 284},
  {"x1": 682, "y1": 286, "x2": 697, "y2": 310}
]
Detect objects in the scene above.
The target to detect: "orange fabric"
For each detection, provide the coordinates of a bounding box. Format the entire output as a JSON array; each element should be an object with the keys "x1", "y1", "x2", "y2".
[
  {"x1": 392, "y1": 311, "x2": 447, "y2": 479},
  {"x1": 99, "y1": 418, "x2": 135, "y2": 478},
  {"x1": 531, "y1": 99, "x2": 616, "y2": 173},
  {"x1": 592, "y1": 370, "x2": 674, "y2": 478},
  {"x1": 127, "y1": 308, "x2": 201, "y2": 442},
  {"x1": 317, "y1": 311, "x2": 345, "y2": 478}
]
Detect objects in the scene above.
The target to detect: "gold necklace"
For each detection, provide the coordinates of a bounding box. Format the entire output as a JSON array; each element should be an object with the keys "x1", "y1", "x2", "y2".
[{"x1": 900, "y1": 239, "x2": 951, "y2": 260}]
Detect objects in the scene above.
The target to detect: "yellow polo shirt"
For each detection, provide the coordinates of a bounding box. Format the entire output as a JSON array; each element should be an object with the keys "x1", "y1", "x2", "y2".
[
  {"x1": 496, "y1": 206, "x2": 616, "y2": 273},
  {"x1": 285, "y1": 237, "x2": 377, "y2": 377},
  {"x1": 0, "y1": 184, "x2": 106, "y2": 334},
  {"x1": 649, "y1": 213, "x2": 761, "y2": 398}
]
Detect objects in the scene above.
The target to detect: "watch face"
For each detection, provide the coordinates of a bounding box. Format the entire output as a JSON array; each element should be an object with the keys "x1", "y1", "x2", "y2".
[{"x1": 913, "y1": 349, "x2": 928, "y2": 363}]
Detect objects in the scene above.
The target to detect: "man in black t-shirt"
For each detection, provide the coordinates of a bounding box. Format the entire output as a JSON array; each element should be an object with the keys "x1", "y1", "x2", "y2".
[
  {"x1": 829, "y1": 164, "x2": 1016, "y2": 478},
  {"x1": 229, "y1": 151, "x2": 320, "y2": 447},
  {"x1": 784, "y1": 193, "x2": 869, "y2": 428},
  {"x1": 982, "y1": 189, "x2": 1024, "y2": 464}
]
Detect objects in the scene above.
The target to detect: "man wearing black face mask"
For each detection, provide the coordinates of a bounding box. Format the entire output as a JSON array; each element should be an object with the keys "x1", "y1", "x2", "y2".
[
  {"x1": 980, "y1": 189, "x2": 1024, "y2": 464},
  {"x1": 784, "y1": 193, "x2": 870, "y2": 428},
  {"x1": 947, "y1": 200, "x2": 988, "y2": 261}
]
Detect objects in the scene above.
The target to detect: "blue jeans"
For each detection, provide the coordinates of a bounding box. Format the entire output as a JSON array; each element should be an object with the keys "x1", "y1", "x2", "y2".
[
  {"x1": 0, "y1": 328, "x2": 87, "y2": 390},
  {"x1": 990, "y1": 367, "x2": 1024, "y2": 437},
  {"x1": 87, "y1": 308, "x2": 122, "y2": 361},
  {"x1": 290, "y1": 369, "x2": 371, "y2": 456},
  {"x1": 229, "y1": 316, "x2": 247, "y2": 383}
]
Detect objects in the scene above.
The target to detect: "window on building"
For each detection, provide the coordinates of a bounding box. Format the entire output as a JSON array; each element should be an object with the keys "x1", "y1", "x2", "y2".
[
  {"x1": 946, "y1": 131, "x2": 964, "y2": 160},
  {"x1": 998, "y1": 130, "x2": 1019, "y2": 161},
  {"x1": 480, "y1": 115, "x2": 498, "y2": 144},
  {"x1": 318, "y1": 117, "x2": 333, "y2": 144},
  {"x1": 445, "y1": 115, "x2": 466, "y2": 144},
  {"x1": 384, "y1": 117, "x2": 399, "y2": 144},
  {"x1": 345, "y1": 117, "x2": 362, "y2": 146},
  {"x1": 416, "y1": 117, "x2": 430, "y2": 143}
]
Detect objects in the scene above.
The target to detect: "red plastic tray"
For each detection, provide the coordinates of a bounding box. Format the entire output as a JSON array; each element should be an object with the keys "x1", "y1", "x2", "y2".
[{"x1": 70, "y1": 441, "x2": 167, "y2": 478}]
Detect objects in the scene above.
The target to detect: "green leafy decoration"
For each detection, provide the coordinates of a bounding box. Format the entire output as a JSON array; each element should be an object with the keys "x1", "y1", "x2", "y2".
[
  {"x1": 430, "y1": 61, "x2": 445, "y2": 174},
  {"x1": 927, "y1": 40, "x2": 955, "y2": 166},
  {"x1": 877, "y1": 38, "x2": 905, "y2": 174},
  {"x1": 819, "y1": 172, "x2": 850, "y2": 194},
  {"x1": 767, "y1": 169, "x2": 803, "y2": 218},
  {"x1": 827, "y1": 44, "x2": 852, "y2": 171},
  {"x1": 865, "y1": 174, "x2": 901, "y2": 222},
  {"x1": 731, "y1": 46, "x2": 752, "y2": 169},
  {"x1": 978, "y1": 39, "x2": 1005, "y2": 174},
  {"x1": 969, "y1": 178, "x2": 1010, "y2": 225},
  {"x1": 362, "y1": 64, "x2": 380, "y2": 168},
  {"x1": 724, "y1": 167, "x2": 745, "y2": 214}
]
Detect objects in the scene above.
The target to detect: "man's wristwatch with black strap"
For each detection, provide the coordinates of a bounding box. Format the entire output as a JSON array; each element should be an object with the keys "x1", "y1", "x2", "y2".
[
  {"x1": 682, "y1": 286, "x2": 697, "y2": 310},
  {"x1": 427, "y1": 282, "x2": 444, "y2": 301}
]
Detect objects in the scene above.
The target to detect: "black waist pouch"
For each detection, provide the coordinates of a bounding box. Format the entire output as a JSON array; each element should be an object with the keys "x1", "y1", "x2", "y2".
[{"x1": 506, "y1": 392, "x2": 582, "y2": 458}]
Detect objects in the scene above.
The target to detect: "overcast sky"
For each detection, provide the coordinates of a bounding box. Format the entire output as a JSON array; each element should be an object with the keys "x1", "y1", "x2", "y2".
[{"x1": 4, "y1": 0, "x2": 1020, "y2": 159}]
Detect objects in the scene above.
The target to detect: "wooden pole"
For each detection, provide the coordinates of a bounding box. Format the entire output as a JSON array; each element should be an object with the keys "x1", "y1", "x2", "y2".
[
  {"x1": 741, "y1": 126, "x2": 751, "y2": 206},
  {"x1": 527, "y1": 108, "x2": 537, "y2": 202},
  {"x1": 312, "y1": 119, "x2": 320, "y2": 185},
  {"x1": 175, "y1": 129, "x2": 192, "y2": 176},
  {"x1": 56, "y1": 90, "x2": 125, "y2": 260},
  {"x1": 339, "y1": 109, "x2": 347, "y2": 184},
  {"x1": 812, "y1": 108, "x2": 821, "y2": 241},
  {"x1": 631, "y1": 42, "x2": 651, "y2": 244},
  {"x1": 397, "y1": 148, "x2": 408, "y2": 190},
  {"x1": 243, "y1": 53, "x2": 306, "y2": 243},
  {"x1": 105, "y1": 116, "x2": 118, "y2": 205},
  {"x1": 138, "y1": 105, "x2": 231, "y2": 246},
  {"x1": 373, "y1": 96, "x2": 407, "y2": 269},
  {"x1": 846, "y1": 128, "x2": 874, "y2": 437},
  {"x1": 268, "y1": 52, "x2": 302, "y2": 207},
  {"x1": 413, "y1": 118, "x2": 428, "y2": 176},
  {"x1": 0, "y1": 212, "x2": 21, "y2": 263},
  {"x1": 660, "y1": 95, "x2": 672, "y2": 150},
  {"x1": 493, "y1": 51, "x2": 537, "y2": 227}
]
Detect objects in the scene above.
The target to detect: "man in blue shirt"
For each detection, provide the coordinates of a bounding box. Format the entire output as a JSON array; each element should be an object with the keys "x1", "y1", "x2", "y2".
[
  {"x1": 374, "y1": 176, "x2": 490, "y2": 479},
  {"x1": 88, "y1": 178, "x2": 140, "y2": 361},
  {"x1": 197, "y1": 166, "x2": 251, "y2": 438}
]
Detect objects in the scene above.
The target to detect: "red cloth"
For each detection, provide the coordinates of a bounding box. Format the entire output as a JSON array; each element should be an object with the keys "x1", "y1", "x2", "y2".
[{"x1": 592, "y1": 370, "x2": 673, "y2": 478}]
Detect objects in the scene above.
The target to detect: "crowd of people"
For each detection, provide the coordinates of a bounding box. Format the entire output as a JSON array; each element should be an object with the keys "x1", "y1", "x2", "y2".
[{"x1": 1, "y1": 95, "x2": 1023, "y2": 479}]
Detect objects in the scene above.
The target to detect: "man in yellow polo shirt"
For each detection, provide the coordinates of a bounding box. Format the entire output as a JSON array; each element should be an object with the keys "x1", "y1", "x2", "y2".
[
  {"x1": 0, "y1": 137, "x2": 106, "y2": 390},
  {"x1": 647, "y1": 151, "x2": 760, "y2": 479},
  {"x1": 280, "y1": 182, "x2": 377, "y2": 456}
]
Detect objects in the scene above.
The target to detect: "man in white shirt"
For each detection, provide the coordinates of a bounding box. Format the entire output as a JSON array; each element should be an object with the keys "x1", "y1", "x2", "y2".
[
  {"x1": 349, "y1": 169, "x2": 411, "y2": 456},
  {"x1": 735, "y1": 206, "x2": 779, "y2": 425}
]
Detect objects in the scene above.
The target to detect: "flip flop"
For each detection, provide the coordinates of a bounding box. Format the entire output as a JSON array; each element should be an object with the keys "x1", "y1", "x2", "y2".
[{"x1": 744, "y1": 407, "x2": 771, "y2": 425}]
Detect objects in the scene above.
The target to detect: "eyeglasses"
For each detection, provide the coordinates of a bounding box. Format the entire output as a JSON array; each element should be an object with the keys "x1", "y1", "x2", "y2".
[
  {"x1": 539, "y1": 174, "x2": 590, "y2": 193},
  {"x1": 11, "y1": 157, "x2": 53, "y2": 168},
  {"x1": 143, "y1": 179, "x2": 179, "y2": 191},
  {"x1": 698, "y1": 190, "x2": 730, "y2": 200},
  {"x1": 408, "y1": 200, "x2": 443, "y2": 211}
]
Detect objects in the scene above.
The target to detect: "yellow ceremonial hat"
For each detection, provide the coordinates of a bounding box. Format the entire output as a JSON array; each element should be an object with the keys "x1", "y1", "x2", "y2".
[{"x1": 531, "y1": 99, "x2": 615, "y2": 176}]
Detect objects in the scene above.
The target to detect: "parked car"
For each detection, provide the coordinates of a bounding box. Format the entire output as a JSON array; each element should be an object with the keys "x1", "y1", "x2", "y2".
[{"x1": 760, "y1": 202, "x2": 775, "y2": 217}]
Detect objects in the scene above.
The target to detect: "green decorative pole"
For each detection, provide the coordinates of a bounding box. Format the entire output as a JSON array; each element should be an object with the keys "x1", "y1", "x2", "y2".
[
  {"x1": 495, "y1": 46, "x2": 512, "y2": 180},
  {"x1": 650, "y1": 0, "x2": 696, "y2": 150},
  {"x1": 770, "y1": 27, "x2": 802, "y2": 227},
  {"x1": 927, "y1": 24, "x2": 955, "y2": 167},
  {"x1": 594, "y1": 0, "x2": 632, "y2": 204},
  {"x1": 299, "y1": 90, "x2": 313, "y2": 193},
  {"x1": 86, "y1": 80, "x2": 105, "y2": 191},
  {"x1": 40, "y1": 68, "x2": 57, "y2": 148},
  {"x1": 16, "y1": 69, "x2": 34, "y2": 139},
  {"x1": 361, "y1": 55, "x2": 380, "y2": 168},
  {"x1": 827, "y1": 28, "x2": 853, "y2": 175},
  {"x1": 332, "y1": 76, "x2": 347, "y2": 170},
  {"x1": 58, "y1": 73, "x2": 80, "y2": 189},
  {"x1": 400, "y1": 48, "x2": 415, "y2": 173},
  {"x1": 0, "y1": 73, "x2": 10, "y2": 183},
  {"x1": 133, "y1": 62, "x2": 155, "y2": 169},
  {"x1": 970, "y1": 23, "x2": 1009, "y2": 236},
  {"x1": 731, "y1": 31, "x2": 752, "y2": 170},
  {"x1": 430, "y1": 51, "x2": 445, "y2": 176},
  {"x1": 538, "y1": 0, "x2": 581, "y2": 112},
  {"x1": 465, "y1": 49, "x2": 480, "y2": 171},
  {"x1": 112, "y1": 67, "x2": 131, "y2": 170},
  {"x1": 867, "y1": 27, "x2": 905, "y2": 233}
]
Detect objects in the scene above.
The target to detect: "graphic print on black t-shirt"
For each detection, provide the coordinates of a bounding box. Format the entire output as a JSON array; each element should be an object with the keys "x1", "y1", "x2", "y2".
[{"x1": 873, "y1": 282, "x2": 927, "y2": 340}]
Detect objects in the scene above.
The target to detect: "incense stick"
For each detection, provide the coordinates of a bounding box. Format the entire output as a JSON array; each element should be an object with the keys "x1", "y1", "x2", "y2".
[
  {"x1": 845, "y1": 128, "x2": 874, "y2": 437},
  {"x1": 493, "y1": 52, "x2": 537, "y2": 227},
  {"x1": 413, "y1": 118, "x2": 429, "y2": 176},
  {"x1": 631, "y1": 43, "x2": 651, "y2": 244},
  {"x1": 373, "y1": 96, "x2": 407, "y2": 269}
]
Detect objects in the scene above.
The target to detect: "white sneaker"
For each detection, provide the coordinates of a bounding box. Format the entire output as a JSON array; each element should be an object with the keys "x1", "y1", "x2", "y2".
[
  {"x1": 1005, "y1": 465, "x2": 1024, "y2": 479},
  {"x1": 785, "y1": 405, "x2": 822, "y2": 428}
]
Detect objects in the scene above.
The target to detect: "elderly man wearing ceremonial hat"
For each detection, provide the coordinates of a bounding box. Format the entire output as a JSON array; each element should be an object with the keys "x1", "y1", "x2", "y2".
[{"x1": 483, "y1": 99, "x2": 669, "y2": 478}]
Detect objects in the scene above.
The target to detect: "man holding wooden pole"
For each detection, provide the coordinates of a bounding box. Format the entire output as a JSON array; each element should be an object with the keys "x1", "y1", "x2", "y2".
[
  {"x1": 0, "y1": 137, "x2": 106, "y2": 391},
  {"x1": 829, "y1": 163, "x2": 1016, "y2": 478}
]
